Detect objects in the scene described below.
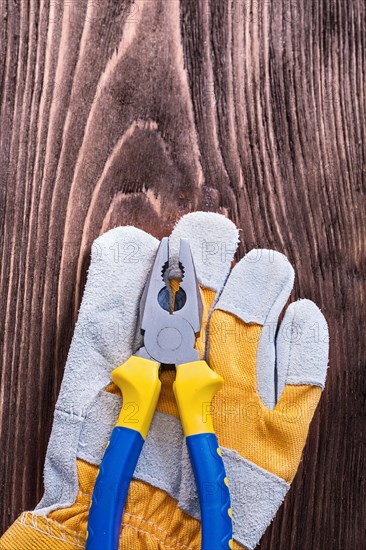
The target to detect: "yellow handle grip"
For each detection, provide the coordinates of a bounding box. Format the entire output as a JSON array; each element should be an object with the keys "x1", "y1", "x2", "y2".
[
  {"x1": 173, "y1": 360, "x2": 223, "y2": 437},
  {"x1": 112, "y1": 356, "x2": 161, "y2": 439}
]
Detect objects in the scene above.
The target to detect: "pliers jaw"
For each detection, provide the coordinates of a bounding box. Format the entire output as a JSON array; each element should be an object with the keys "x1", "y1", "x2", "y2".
[{"x1": 137, "y1": 237, "x2": 203, "y2": 366}]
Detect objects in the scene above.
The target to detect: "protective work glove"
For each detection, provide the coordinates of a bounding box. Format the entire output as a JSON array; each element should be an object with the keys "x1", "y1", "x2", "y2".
[{"x1": 0, "y1": 212, "x2": 329, "y2": 550}]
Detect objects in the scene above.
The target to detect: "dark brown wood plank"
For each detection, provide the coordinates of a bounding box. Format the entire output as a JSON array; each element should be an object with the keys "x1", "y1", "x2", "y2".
[{"x1": 0, "y1": 1, "x2": 365, "y2": 548}]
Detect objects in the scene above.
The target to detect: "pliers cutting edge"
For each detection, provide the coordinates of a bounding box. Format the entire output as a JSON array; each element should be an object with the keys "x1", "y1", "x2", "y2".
[{"x1": 86, "y1": 238, "x2": 233, "y2": 550}]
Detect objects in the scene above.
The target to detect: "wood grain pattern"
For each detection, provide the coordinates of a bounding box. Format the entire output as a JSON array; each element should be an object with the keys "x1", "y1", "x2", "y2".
[{"x1": 0, "y1": 1, "x2": 365, "y2": 548}]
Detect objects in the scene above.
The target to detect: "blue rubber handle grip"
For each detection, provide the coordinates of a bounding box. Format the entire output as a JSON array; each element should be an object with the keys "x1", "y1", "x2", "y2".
[
  {"x1": 86, "y1": 426, "x2": 144, "y2": 550},
  {"x1": 186, "y1": 433, "x2": 232, "y2": 550}
]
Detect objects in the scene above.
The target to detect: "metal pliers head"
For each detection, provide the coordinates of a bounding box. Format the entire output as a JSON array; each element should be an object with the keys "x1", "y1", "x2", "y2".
[{"x1": 137, "y1": 238, "x2": 203, "y2": 366}]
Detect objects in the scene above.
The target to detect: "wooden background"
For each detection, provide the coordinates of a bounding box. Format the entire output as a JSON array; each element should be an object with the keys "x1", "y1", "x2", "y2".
[{"x1": 0, "y1": 0, "x2": 365, "y2": 548}]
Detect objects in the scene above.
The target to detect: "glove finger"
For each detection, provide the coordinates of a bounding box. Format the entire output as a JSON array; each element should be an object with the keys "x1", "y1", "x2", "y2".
[
  {"x1": 214, "y1": 249, "x2": 295, "y2": 408},
  {"x1": 170, "y1": 211, "x2": 240, "y2": 359},
  {"x1": 169, "y1": 211, "x2": 240, "y2": 294},
  {"x1": 276, "y1": 299, "x2": 329, "y2": 400},
  {"x1": 269, "y1": 300, "x2": 328, "y2": 482},
  {"x1": 37, "y1": 226, "x2": 158, "y2": 514},
  {"x1": 157, "y1": 212, "x2": 239, "y2": 417},
  {"x1": 59, "y1": 226, "x2": 159, "y2": 409}
]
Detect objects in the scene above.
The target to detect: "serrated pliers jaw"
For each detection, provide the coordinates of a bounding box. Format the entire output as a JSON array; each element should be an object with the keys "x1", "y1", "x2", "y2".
[{"x1": 137, "y1": 237, "x2": 202, "y2": 366}]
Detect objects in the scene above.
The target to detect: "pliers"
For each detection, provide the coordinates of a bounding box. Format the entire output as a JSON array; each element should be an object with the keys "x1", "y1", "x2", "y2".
[{"x1": 86, "y1": 238, "x2": 233, "y2": 550}]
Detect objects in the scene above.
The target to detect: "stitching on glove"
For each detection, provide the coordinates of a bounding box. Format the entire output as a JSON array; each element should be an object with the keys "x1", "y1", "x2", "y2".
[
  {"x1": 55, "y1": 484, "x2": 195, "y2": 550},
  {"x1": 18, "y1": 513, "x2": 84, "y2": 547},
  {"x1": 286, "y1": 380, "x2": 325, "y2": 389},
  {"x1": 121, "y1": 523, "x2": 194, "y2": 550},
  {"x1": 124, "y1": 512, "x2": 193, "y2": 546},
  {"x1": 55, "y1": 407, "x2": 85, "y2": 423}
]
